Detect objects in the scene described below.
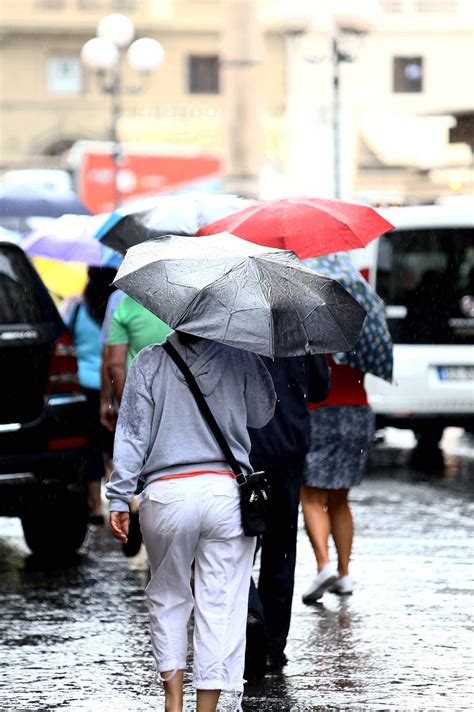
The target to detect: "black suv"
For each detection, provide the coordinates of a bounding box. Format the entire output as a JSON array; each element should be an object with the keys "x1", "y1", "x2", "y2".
[{"x1": 0, "y1": 241, "x2": 89, "y2": 556}]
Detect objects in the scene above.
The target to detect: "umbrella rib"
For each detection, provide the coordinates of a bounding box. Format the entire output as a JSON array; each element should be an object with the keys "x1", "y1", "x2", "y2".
[{"x1": 253, "y1": 260, "x2": 274, "y2": 355}]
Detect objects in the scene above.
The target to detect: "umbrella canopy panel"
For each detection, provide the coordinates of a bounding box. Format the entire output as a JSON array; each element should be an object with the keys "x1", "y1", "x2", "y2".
[
  {"x1": 306, "y1": 252, "x2": 393, "y2": 381},
  {"x1": 21, "y1": 214, "x2": 120, "y2": 268},
  {"x1": 114, "y1": 237, "x2": 366, "y2": 358},
  {"x1": 0, "y1": 185, "x2": 90, "y2": 218},
  {"x1": 97, "y1": 192, "x2": 253, "y2": 254},
  {"x1": 113, "y1": 231, "x2": 279, "y2": 281},
  {"x1": 197, "y1": 196, "x2": 394, "y2": 259},
  {"x1": 32, "y1": 256, "x2": 87, "y2": 301}
]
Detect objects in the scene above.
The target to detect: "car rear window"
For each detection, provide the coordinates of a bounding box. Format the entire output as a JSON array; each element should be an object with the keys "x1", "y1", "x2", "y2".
[
  {"x1": 376, "y1": 227, "x2": 474, "y2": 345},
  {"x1": 0, "y1": 244, "x2": 56, "y2": 325}
]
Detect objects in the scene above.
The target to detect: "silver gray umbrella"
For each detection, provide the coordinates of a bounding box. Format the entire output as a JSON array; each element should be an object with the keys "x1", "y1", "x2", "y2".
[
  {"x1": 96, "y1": 192, "x2": 252, "y2": 255},
  {"x1": 113, "y1": 233, "x2": 366, "y2": 357}
]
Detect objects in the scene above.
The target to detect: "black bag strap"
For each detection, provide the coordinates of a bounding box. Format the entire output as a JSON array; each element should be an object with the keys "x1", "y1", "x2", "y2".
[
  {"x1": 162, "y1": 340, "x2": 248, "y2": 485},
  {"x1": 67, "y1": 300, "x2": 82, "y2": 339}
]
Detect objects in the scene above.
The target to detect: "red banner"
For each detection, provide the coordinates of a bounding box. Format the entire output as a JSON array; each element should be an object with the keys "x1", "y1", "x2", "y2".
[{"x1": 79, "y1": 150, "x2": 221, "y2": 214}]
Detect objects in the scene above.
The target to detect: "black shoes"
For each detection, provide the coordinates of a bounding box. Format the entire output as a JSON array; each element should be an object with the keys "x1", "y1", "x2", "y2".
[
  {"x1": 265, "y1": 652, "x2": 288, "y2": 672},
  {"x1": 121, "y1": 509, "x2": 142, "y2": 558},
  {"x1": 244, "y1": 612, "x2": 289, "y2": 680}
]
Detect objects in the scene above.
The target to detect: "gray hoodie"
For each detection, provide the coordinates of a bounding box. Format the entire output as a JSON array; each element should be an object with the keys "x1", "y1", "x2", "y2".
[{"x1": 106, "y1": 332, "x2": 276, "y2": 512}]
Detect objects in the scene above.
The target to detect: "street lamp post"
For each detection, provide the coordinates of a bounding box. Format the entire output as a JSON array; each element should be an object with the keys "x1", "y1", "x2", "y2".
[
  {"x1": 331, "y1": 1, "x2": 382, "y2": 199},
  {"x1": 331, "y1": 28, "x2": 353, "y2": 200},
  {"x1": 279, "y1": 0, "x2": 381, "y2": 199},
  {"x1": 81, "y1": 14, "x2": 164, "y2": 208}
]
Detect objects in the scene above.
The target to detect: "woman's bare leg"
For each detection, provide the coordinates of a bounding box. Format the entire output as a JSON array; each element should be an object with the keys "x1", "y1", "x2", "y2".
[
  {"x1": 300, "y1": 486, "x2": 331, "y2": 571},
  {"x1": 327, "y1": 489, "x2": 353, "y2": 577},
  {"x1": 196, "y1": 689, "x2": 220, "y2": 712},
  {"x1": 162, "y1": 670, "x2": 184, "y2": 712}
]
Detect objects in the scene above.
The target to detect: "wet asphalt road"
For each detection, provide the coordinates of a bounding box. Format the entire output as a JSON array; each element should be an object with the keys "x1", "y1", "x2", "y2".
[{"x1": 1, "y1": 430, "x2": 473, "y2": 711}]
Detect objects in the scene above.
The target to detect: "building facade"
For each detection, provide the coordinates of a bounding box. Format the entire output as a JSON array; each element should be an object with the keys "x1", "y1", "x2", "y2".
[{"x1": 0, "y1": 0, "x2": 472, "y2": 203}]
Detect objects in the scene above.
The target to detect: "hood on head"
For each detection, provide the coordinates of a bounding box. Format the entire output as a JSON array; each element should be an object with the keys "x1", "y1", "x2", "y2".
[{"x1": 166, "y1": 331, "x2": 231, "y2": 396}]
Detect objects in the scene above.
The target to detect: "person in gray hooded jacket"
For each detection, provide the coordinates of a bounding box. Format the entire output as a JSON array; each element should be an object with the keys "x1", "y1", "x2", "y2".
[{"x1": 106, "y1": 331, "x2": 276, "y2": 712}]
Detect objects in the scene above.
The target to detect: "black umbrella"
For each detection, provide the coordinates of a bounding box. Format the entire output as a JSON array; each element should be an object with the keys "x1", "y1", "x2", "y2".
[
  {"x1": 113, "y1": 233, "x2": 366, "y2": 358},
  {"x1": 97, "y1": 192, "x2": 252, "y2": 254}
]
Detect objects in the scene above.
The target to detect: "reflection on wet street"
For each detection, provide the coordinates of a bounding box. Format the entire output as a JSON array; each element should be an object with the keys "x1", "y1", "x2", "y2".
[{"x1": 1, "y1": 432, "x2": 473, "y2": 711}]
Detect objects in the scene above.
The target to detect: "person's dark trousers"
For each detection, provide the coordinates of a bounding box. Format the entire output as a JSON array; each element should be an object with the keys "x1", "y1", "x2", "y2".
[
  {"x1": 257, "y1": 463, "x2": 305, "y2": 659},
  {"x1": 245, "y1": 575, "x2": 267, "y2": 681}
]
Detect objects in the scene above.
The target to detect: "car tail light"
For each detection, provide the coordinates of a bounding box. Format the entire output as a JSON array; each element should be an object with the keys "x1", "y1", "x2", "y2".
[
  {"x1": 48, "y1": 436, "x2": 88, "y2": 451},
  {"x1": 45, "y1": 333, "x2": 82, "y2": 394}
]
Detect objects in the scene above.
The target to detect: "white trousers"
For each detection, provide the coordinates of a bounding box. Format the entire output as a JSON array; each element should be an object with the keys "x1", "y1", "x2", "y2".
[{"x1": 139, "y1": 474, "x2": 255, "y2": 693}]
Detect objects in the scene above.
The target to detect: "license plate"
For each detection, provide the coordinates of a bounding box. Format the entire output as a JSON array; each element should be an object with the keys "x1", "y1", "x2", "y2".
[{"x1": 437, "y1": 366, "x2": 474, "y2": 381}]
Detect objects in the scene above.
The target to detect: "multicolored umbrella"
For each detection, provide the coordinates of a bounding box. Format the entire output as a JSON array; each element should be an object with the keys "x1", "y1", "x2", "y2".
[
  {"x1": 306, "y1": 252, "x2": 393, "y2": 382},
  {"x1": 21, "y1": 214, "x2": 121, "y2": 268},
  {"x1": 197, "y1": 196, "x2": 394, "y2": 259},
  {"x1": 32, "y1": 256, "x2": 88, "y2": 303}
]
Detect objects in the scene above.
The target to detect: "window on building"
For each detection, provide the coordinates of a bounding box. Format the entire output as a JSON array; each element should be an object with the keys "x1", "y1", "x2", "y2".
[
  {"x1": 35, "y1": 0, "x2": 66, "y2": 7},
  {"x1": 393, "y1": 56, "x2": 423, "y2": 93},
  {"x1": 76, "y1": 1, "x2": 137, "y2": 9},
  {"x1": 188, "y1": 55, "x2": 220, "y2": 94},
  {"x1": 112, "y1": 0, "x2": 138, "y2": 9},
  {"x1": 47, "y1": 56, "x2": 82, "y2": 95}
]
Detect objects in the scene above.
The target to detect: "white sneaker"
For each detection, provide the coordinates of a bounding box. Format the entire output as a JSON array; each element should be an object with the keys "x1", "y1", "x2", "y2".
[
  {"x1": 302, "y1": 564, "x2": 338, "y2": 603},
  {"x1": 329, "y1": 575, "x2": 354, "y2": 595}
]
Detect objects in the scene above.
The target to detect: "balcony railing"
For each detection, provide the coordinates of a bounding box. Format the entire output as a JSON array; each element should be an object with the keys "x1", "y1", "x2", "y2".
[
  {"x1": 1, "y1": 1, "x2": 180, "y2": 30},
  {"x1": 0, "y1": 0, "x2": 148, "y2": 24},
  {"x1": 33, "y1": 0, "x2": 139, "y2": 9}
]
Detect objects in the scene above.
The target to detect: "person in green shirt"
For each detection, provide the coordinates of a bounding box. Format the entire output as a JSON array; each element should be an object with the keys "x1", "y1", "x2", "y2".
[
  {"x1": 101, "y1": 296, "x2": 173, "y2": 557},
  {"x1": 103, "y1": 296, "x2": 172, "y2": 409},
  {"x1": 109, "y1": 295, "x2": 172, "y2": 366}
]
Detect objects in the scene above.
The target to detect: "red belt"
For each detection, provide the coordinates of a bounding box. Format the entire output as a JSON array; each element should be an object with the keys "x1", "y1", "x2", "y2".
[{"x1": 149, "y1": 469, "x2": 234, "y2": 485}]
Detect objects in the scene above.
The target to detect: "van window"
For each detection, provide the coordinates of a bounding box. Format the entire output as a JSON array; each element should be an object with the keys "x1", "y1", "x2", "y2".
[
  {"x1": 376, "y1": 228, "x2": 474, "y2": 345},
  {"x1": 0, "y1": 246, "x2": 54, "y2": 325}
]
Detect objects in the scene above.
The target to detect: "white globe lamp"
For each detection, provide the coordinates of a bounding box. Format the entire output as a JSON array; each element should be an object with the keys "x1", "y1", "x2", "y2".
[
  {"x1": 80, "y1": 37, "x2": 119, "y2": 70},
  {"x1": 127, "y1": 38, "x2": 165, "y2": 73},
  {"x1": 97, "y1": 13, "x2": 135, "y2": 48}
]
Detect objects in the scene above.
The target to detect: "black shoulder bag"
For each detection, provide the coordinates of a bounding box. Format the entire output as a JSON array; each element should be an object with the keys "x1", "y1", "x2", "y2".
[{"x1": 162, "y1": 341, "x2": 271, "y2": 537}]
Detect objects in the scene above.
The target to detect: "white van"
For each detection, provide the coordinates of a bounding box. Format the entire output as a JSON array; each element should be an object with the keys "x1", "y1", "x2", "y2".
[{"x1": 350, "y1": 204, "x2": 474, "y2": 456}]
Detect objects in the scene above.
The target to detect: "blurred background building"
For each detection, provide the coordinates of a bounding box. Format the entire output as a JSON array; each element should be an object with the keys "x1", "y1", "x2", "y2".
[{"x1": 0, "y1": 0, "x2": 473, "y2": 207}]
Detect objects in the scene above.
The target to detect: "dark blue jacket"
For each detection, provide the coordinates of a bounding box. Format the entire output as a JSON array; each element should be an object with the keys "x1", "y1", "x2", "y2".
[{"x1": 249, "y1": 355, "x2": 330, "y2": 471}]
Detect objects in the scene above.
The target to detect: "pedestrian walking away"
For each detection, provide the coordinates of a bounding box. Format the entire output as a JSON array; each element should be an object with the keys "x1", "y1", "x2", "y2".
[
  {"x1": 104, "y1": 294, "x2": 173, "y2": 402},
  {"x1": 62, "y1": 266, "x2": 116, "y2": 525},
  {"x1": 106, "y1": 331, "x2": 276, "y2": 712},
  {"x1": 99, "y1": 288, "x2": 125, "y2": 434},
  {"x1": 102, "y1": 294, "x2": 173, "y2": 556},
  {"x1": 301, "y1": 357, "x2": 375, "y2": 602},
  {"x1": 246, "y1": 354, "x2": 330, "y2": 678},
  {"x1": 300, "y1": 252, "x2": 392, "y2": 602},
  {"x1": 106, "y1": 232, "x2": 365, "y2": 708}
]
